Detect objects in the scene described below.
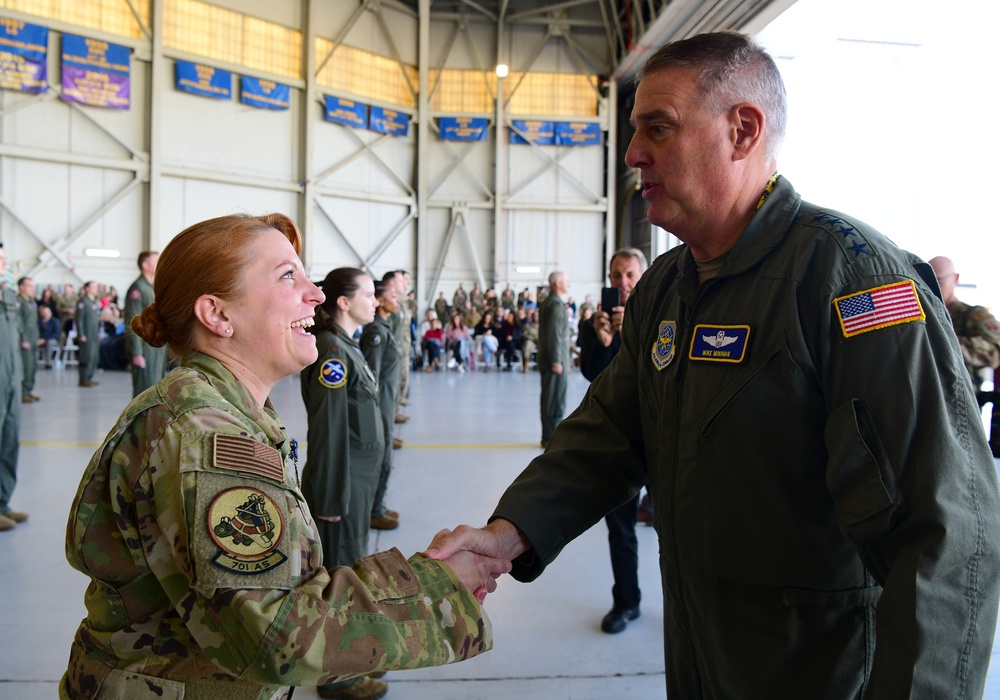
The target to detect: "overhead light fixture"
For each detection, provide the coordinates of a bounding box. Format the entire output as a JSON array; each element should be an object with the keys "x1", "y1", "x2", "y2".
[
  {"x1": 496, "y1": 64, "x2": 508, "y2": 78},
  {"x1": 515, "y1": 265, "x2": 540, "y2": 274},
  {"x1": 84, "y1": 248, "x2": 121, "y2": 258}
]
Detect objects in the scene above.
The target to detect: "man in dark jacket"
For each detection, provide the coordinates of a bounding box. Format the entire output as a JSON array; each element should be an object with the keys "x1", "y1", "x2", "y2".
[{"x1": 426, "y1": 31, "x2": 1000, "y2": 698}]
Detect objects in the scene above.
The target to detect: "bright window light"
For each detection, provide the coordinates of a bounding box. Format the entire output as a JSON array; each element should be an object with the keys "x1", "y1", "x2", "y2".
[
  {"x1": 515, "y1": 265, "x2": 540, "y2": 274},
  {"x1": 84, "y1": 248, "x2": 121, "y2": 258}
]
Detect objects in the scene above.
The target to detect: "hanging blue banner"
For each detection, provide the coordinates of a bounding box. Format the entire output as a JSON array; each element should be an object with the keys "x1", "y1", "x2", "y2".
[
  {"x1": 369, "y1": 105, "x2": 410, "y2": 137},
  {"x1": 61, "y1": 34, "x2": 130, "y2": 109},
  {"x1": 240, "y1": 75, "x2": 289, "y2": 110},
  {"x1": 440, "y1": 116, "x2": 488, "y2": 141},
  {"x1": 0, "y1": 18, "x2": 48, "y2": 93},
  {"x1": 175, "y1": 60, "x2": 232, "y2": 99},
  {"x1": 556, "y1": 121, "x2": 602, "y2": 146},
  {"x1": 510, "y1": 120, "x2": 554, "y2": 145},
  {"x1": 324, "y1": 95, "x2": 367, "y2": 128}
]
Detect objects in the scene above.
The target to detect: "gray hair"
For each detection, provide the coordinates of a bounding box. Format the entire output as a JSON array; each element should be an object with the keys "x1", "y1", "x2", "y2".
[
  {"x1": 548, "y1": 271, "x2": 565, "y2": 287},
  {"x1": 639, "y1": 31, "x2": 787, "y2": 163},
  {"x1": 609, "y1": 247, "x2": 649, "y2": 272}
]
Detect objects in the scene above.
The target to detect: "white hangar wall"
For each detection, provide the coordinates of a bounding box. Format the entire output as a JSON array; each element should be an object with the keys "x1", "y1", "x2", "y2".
[{"x1": 0, "y1": 0, "x2": 613, "y2": 310}]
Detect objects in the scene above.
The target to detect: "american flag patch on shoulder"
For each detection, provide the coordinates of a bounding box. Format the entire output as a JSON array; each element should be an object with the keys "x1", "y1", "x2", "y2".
[
  {"x1": 213, "y1": 434, "x2": 285, "y2": 482},
  {"x1": 833, "y1": 280, "x2": 925, "y2": 338}
]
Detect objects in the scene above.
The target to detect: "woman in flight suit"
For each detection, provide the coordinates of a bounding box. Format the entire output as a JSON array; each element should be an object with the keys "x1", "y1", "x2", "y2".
[
  {"x1": 300, "y1": 267, "x2": 386, "y2": 699},
  {"x1": 360, "y1": 280, "x2": 403, "y2": 531}
]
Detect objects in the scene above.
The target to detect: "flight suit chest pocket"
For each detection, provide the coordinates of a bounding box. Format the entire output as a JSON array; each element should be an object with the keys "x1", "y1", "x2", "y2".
[{"x1": 350, "y1": 396, "x2": 382, "y2": 448}]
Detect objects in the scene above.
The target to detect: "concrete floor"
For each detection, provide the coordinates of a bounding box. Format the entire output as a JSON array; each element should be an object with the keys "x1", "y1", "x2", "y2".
[{"x1": 1, "y1": 363, "x2": 999, "y2": 699}]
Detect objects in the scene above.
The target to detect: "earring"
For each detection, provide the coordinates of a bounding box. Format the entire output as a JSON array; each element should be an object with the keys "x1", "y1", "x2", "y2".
[{"x1": 225, "y1": 328, "x2": 232, "y2": 335}]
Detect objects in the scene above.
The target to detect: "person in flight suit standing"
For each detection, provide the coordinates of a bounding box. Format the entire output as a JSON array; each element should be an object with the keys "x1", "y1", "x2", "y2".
[
  {"x1": 300, "y1": 267, "x2": 389, "y2": 700},
  {"x1": 124, "y1": 251, "x2": 167, "y2": 396},
  {"x1": 0, "y1": 246, "x2": 27, "y2": 532},
  {"x1": 361, "y1": 280, "x2": 403, "y2": 531},
  {"x1": 75, "y1": 280, "x2": 101, "y2": 388},
  {"x1": 16, "y1": 276, "x2": 41, "y2": 403},
  {"x1": 426, "y1": 32, "x2": 1000, "y2": 698},
  {"x1": 537, "y1": 270, "x2": 570, "y2": 447}
]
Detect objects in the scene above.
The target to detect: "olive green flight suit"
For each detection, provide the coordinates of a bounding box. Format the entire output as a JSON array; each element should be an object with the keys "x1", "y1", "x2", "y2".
[
  {"x1": 360, "y1": 315, "x2": 401, "y2": 519},
  {"x1": 300, "y1": 325, "x2": 384, "y2": 568},
  {"x1": 124, "y1": 275, "x2": 167, "y2": 396},
  {"x1": 492, "y1": 177, "x2": 1000, "y2": 698},
  {"x1": 536, "y1": 291, "x2": 569, "y2": 443},
  {"x1": 75, "y1": 294, "x2": 100, "y2": 385},
  {"x1": 0, "y1": 286, "x2": 22, "y2": 516},
  {"x1": 16, "y1": 292, "x2": 38, "y2": 395}
]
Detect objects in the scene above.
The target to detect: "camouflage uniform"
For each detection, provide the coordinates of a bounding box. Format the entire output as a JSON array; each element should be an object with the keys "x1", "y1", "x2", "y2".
[
  {"x1": 124, "y1": 275, "x2": 168, "y2": 397},
  {"x1": 500, "y1": 287, "x2": 515, "y2": 311},
  {"x1": 16, "y1": 291, "x2": 38, "y2": 396},
  {"x1": 61, "y1": 353, "x2": 491, "y2": 700},
  {"x1": 946, "y1": 299, "x2": 1000, "y2": 388},
  {"x1": 360, "y1": 316, "x2": 401, "y2": 521},
  {"x1": 300, "y1": 325, "x2": 384, "y2": 567},
  {"x1": 0, "y1": 286, "x2": 22, "y2": 516},
  {"x1": 452, "y1": 288, "x2": 467, "y2": 313},
  {"x1": 537, "y1": 291, "x2": 569, "y2": 443},
  {"x1": 75, "y1": 294, "x2": 100, "y2": 385},
  {"x1": 434, "y1": 297, "x2": 448, "y2": 323}
]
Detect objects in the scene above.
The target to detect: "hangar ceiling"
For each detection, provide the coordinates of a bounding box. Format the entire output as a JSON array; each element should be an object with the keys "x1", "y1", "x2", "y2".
[{"x1": 391, "y1": 0, "x2": 799, "y2": 80}]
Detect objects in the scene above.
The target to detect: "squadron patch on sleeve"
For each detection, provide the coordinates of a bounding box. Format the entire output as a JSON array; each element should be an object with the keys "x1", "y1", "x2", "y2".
[
  {"x1": 371, "y1": 333, "x2": 381, "y2": 345},
  {"x1": 207, "y1": 487, "x2": 287, "y2": 575},
  {"x1": 129, "y1": 288, "x2": 141, "y2": 301},
  {"x1": 689, "y1": 325, "x2": 750, "y2": 363},
  {"x1": 318, "y1": 358, "x2": 347, "y2": 388},
  {"x1": 651, "y1": 320, "x2": 677, "y2": 370},
  {"x1": 834, "y1": 280, "x2": 925, "y2": 338}
]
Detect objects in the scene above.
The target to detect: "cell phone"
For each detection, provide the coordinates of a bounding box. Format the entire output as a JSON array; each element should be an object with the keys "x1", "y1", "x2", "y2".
[{"x1": 601, "y1": 286, "x2": 621, "y2": 312}]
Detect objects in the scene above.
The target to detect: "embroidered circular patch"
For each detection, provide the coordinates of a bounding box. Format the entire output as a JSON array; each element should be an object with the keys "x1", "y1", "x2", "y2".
[
  {"x1": 129, "y1": 288, "x2": 142, "y2": 301},
  {"x1": 319, "y1": 358, "x2": 347, "y2": 388},
  {"x1": 207, "y1": 487, "x2": 287, "y2": 575}
]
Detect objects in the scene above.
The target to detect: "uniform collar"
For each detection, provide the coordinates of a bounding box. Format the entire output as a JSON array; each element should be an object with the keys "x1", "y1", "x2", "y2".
[
  {"x1": 672, "y1": 175, "x2": 802, "y2": 287},
  {"x1": 179, "y1": 352, "x2": 285, "y2": 448}
]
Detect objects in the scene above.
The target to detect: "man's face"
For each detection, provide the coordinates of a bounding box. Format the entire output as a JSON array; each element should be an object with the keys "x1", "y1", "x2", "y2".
[
  {"x1": 143, "y1": 253, "x2": 159, "y2": 278},
  {"x1": 609, "y1": 256, "x2": 644, "y2": 302},
  {"x1": 19, "y1": 278, "x2": 35, "y2": 298},
  {"x1": 625, "y1": 67, "x2": 735, "y2": 239}
]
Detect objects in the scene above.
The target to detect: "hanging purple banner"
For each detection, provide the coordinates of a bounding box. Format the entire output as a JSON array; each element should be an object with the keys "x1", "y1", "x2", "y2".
[
  {"x1": 324, "y1": 95, "x2": 367, "y2": 128},
  {"x1": 555, "y1": 121, "x2": 602, "y2": 146},
  {"x1": 510, "y1": 120, "x2": 555, "y2": 145},
  {"x1": 369, "y1": 106, "x2": 410, "y2": 137},
  {"x1": 61, "y1": 34, "x2": 130, "y2": 109},
  {"x1": 241, "y1": 75, "x2": 289, "y2": 110},
  {"x1": 0, "y1": 18, "x2": 48, "y2": 93},
  {"x1": 176, "y1": 60, "x2": 232, "y2": 99},
  {"x1": 440, "y1": 116, "x2": 488, "y2": 141}
]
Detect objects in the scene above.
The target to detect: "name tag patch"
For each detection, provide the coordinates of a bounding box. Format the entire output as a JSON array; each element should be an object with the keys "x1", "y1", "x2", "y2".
[{"x1": 689, "y1": 325, "x2": 750, "y2": 363}]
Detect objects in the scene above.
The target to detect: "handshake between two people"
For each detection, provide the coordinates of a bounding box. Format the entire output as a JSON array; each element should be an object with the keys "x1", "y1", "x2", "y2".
[{"x1": 423, "y1": 518, "x2": 532, "y2": 603}]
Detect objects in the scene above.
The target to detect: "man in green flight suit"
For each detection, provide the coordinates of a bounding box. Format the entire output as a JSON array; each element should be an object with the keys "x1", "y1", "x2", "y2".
[
  {"x1": 75, "y1": 280, "x2": 101, "y2": 388},
  {"x1": 16, "y1": 276, "x2": 42, "y2": 403},
  {"x1": 124, "y1": 251, "x2": 167, "y2": 396},
  {"x1": 426, "y1": 32, "x2": 1000, "y2": 699},
  {"x1": 537, "y1": 270, "x2": 570, "y2": 446},
  {"x1": 0, "y1": 246, "x2": 27, "y2": 532}
]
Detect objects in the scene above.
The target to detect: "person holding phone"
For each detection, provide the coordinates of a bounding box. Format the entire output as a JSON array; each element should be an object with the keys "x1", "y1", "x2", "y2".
[{"x1": 578, "y1": 248, "x2": 649, "y2": 633}]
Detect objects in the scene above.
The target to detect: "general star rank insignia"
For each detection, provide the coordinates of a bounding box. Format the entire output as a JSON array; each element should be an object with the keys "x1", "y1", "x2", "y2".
[
  {"x1": 651, "y1": 320, "x2": 676, "y2": 370},
  {"x1": 319, "y1": 358, "x2": 347, "y2": 388},
  {"x1": 207, "y1": 487, "x2": 287, "y2": 575}
]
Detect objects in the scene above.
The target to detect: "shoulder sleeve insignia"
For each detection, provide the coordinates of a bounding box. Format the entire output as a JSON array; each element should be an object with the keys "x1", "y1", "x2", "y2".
[
  {"x1": 213, "y1": 434, "x2": 285, "y2": 482},
  {"x1": 372, "y1": 333, "x2": 381, "y2": 345},
  {"x1": 651, "y1": 320, "x2": 677, "y2": 370},
  {"x1": 207, "y1": 486, "x2": 287, "y2": 575},
  {"x1": 319, "y1": 358, "x2": 348, "y2": 388},
  {"x1": 834, "y1": 280, "x2": 925, "y2": 338},
  {"x1": 129, "y1": 288, "x2": 142, "y2": 301}
]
